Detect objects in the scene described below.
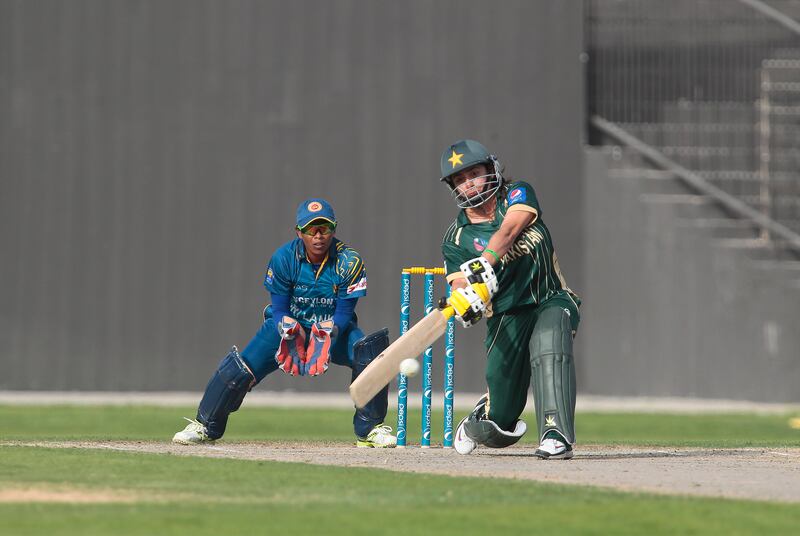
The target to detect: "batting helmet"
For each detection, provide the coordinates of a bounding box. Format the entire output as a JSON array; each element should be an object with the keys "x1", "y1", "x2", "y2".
[{"x1": 439, "y1": 139, "x2": 503, "y2": 208}]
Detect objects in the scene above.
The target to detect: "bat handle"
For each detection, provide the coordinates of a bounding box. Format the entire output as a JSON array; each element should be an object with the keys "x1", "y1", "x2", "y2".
[{"x1": 438, "y1": 304, "x2": 455, "y2": 320}]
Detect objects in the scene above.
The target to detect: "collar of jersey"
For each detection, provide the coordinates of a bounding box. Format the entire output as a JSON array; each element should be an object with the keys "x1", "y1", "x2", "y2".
[
  {"x1": 297, "y1": 238, "x2": 334, "y2": 280},
  {"x1": 457, "y1": 190, "x2": 504, "y2": 227},
  {"x1": 456, "y1": 184, "x2": 507, "y2": 227}
]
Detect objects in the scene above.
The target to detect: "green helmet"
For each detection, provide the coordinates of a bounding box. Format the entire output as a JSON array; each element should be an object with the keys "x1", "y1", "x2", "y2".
[{"x1": 439, "y1": 139, "x2": 503, "y2": 208}]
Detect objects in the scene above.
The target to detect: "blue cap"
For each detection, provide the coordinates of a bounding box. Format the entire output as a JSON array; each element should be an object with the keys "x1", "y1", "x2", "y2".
[{"x1": 296, "y1": 198, "x2": 337, "y2": 229}]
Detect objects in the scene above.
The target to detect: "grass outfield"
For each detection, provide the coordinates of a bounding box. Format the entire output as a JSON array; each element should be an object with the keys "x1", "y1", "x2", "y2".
[
  {"x1": 2, "y1": 405, "x2": 799, "y2": 447},
  {"x1": 1, "y1": 405, "x2": 799, "y2": 535}
]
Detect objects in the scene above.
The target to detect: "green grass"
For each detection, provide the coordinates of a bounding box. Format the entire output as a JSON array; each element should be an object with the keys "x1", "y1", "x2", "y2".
[
  {"x1": 1, "y1": 405, "x2": 799, "y2": 447},
  {"x1": 1, "y1": 405, "x2": 799, "y2": 535},
  {"x1": 1, "y1": 446, "x2": 799, "y2": 536}
]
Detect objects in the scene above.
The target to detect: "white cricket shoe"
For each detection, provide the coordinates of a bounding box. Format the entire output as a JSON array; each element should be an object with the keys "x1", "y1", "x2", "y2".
[
  {"x1": 534, "y1": 432, "x2": 573, "y2": 460},
  {"x1": 172, "y1": 417, "x2": 214, "y2": 445},
  {"x1": 453, "y1": 393, "x2": 490, "y2": 455},
  {"x1": 453, "y1": 415, "x2": 476, "y2": 455},
  {"x1": 356, "y1": 424, "x2": 397, "y2": 448}
]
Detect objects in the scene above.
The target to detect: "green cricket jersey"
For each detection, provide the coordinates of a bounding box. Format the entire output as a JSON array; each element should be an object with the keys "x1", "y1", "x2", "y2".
[{"x1": 442, "y1": 181, "x2": 580, "y2": 315}]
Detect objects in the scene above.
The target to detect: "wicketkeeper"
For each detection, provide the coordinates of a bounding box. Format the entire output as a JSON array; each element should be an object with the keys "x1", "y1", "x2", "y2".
[
  {"x1": 173, "y1": 198, "x2": 396, "y2": 448},
  {"x1": 441, "y1": 140, "x2": 581, "y2": 459}
]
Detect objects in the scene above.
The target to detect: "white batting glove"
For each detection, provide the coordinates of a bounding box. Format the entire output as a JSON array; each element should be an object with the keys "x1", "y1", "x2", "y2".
[
  {"x1": 449, "y1": 284, "x2": 489, "y2": 328},
  {"x1": 460, "y1": 257, "x2": 498, "y2": 298}
]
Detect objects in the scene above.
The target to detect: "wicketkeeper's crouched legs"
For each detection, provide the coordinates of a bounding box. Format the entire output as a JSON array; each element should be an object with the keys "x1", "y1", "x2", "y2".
[
  {"x1": 530, "y1": 303, "x2": 578, "y2": 445},
  {"x1": 349, "y1": 328, "x2": 390, "y2": 438},
  {"x1": 195, "y1": 317, "x2": 281, "y2": 439},
  {"x1": 196, "y1": 346, "x2": 257, "y2": 439}
]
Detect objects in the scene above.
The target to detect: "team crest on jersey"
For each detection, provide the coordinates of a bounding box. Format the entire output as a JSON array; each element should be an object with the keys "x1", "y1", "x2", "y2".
[
  {"x1": 508, "y1": 187, "x2": 526, "y2": 205},
  {"x1": 347, "y1": 276, "x2": 367, "y2": 294},
  {"x1": 307, "y1": 201, "x2": 323, "y2": 212},
  {"x1": 473, "y1": 237, "x2": 487, "y2": 252},
  {"x1": 265, "y1": 267, "x2": 274, "y2": 284}
]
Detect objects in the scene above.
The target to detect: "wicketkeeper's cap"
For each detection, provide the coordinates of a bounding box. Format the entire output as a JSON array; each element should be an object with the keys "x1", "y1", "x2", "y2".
[{"x1": 296, "y1": 198, "x2": 337, "y2": 228}]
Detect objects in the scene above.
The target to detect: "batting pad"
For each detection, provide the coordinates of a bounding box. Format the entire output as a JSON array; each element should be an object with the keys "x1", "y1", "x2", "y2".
[{"x1": 530, "y1": 307, "x2": 576, "y2": 445}]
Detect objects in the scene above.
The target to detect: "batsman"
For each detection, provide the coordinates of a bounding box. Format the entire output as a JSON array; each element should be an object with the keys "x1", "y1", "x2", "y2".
[
  {"x1": 440, "y1": 140, "x2": 581, "y2": 459},
  {"x1": 173, "y1": 198, "x2": 396, "y2": 448}
]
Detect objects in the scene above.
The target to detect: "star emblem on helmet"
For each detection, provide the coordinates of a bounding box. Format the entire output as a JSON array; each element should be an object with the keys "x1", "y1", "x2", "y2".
[{"x1": 448, "y1": 150, "x2": 464, "y2": 168}]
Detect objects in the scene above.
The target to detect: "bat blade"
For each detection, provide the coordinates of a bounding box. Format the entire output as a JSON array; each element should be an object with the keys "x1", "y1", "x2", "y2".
[{"x1": 349, "y1": 306, "x2": 454, "y2": 408}]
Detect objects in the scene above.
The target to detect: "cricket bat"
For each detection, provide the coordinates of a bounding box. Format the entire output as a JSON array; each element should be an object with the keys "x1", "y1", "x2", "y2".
[{"x1": 349, "y1": 305, "x2": 455, "y2": 408}]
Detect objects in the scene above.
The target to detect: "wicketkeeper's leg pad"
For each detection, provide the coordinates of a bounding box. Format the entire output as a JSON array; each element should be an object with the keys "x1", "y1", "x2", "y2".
[
  {"x1": 197, "y1": 346, "x2": 256, "y2": 439},
  {"x1": 530, "y1": 306, "x2": 576, "y2": 445},
  {"x1": 351, "y1": 328, "x2": 390, "y2": 438}
]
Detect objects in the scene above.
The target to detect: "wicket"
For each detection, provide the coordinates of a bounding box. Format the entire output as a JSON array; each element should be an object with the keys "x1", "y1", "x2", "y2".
[{"x1": 397, "y1": 267, "x2": 455, "y2": 448}]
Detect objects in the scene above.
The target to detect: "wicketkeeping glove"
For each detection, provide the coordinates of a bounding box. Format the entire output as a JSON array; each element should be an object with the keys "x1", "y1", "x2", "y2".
[
  {"x1": 460, "y1": 257, "x2": 498, "y2": 298},
  {"x1": 304, "y1": 320, "x2": 337, "y2": 376},
  {"x1": 448, "y1": 283, "x2": 491, "y2": 328},
  {"x1": 275, "y1": 316, "x2": 307, "y2": 376}
]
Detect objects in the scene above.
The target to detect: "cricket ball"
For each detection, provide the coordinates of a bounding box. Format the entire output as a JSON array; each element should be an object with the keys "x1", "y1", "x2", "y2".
[{"x1": 399, "y1": 358, "x2": 420, "y2": 377}]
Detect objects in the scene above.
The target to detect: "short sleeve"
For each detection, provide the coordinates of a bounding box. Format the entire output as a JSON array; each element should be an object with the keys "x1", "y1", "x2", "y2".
[
  {"x1": 264, "y1": 248, "x2": 294, "y2": 295},
  {"x1": 442, "y1": 239, "x2": 472, "y2": 284},
  {"x1": 337, "y1": 248, "x2": 367, "y2": 299},
  {"x1": 505, "y1": 181, "x2": 541, "y2": 216}
]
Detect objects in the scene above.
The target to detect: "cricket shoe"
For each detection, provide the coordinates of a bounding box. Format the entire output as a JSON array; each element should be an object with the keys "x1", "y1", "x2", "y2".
[
  {"x1": 534, "y1": 431, "x2": 573, "y2": 460},
  {"x1": 172, "y1": 417, "x2": 214, "y2": 445},
  {"x1": 356, "y1": 424, "x2": 397, "y2": 448},
  {"x1": 453, "y1": 414, "x2": 477, "y2": 455},
  {"x1": 453, "y1": 393, "x2": 490, "y2": 455}
]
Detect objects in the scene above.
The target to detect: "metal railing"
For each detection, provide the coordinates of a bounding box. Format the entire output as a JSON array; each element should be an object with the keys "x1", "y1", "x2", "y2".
[
  {"x1": 586, "y1": 0, "x2": 800, "y2": 245},
  {"x1": 592, "y1": 115, "x2": 800, "y2": 252}
]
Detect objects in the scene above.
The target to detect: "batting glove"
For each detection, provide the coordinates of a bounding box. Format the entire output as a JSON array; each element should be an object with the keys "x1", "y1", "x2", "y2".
[
  {"x1": 460, "y1": 257, "x2": 498, "y2": 298},
  {"x1": 449, "y1": 283, "x2": 490, "y2": 328},
  {"x1": 275, "y1": 316, "x2": 307, "y2": 376}
]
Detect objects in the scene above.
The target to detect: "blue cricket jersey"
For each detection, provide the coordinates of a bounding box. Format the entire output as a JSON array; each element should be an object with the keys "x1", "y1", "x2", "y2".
[{"x1": 263, "y1": 238, "x2": 367, "y2": 328}]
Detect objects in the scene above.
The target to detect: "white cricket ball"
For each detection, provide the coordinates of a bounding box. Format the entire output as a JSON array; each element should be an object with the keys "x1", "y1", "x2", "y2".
[{"x1": 399, "y1": 358, "x2": 420, "y2": 377}]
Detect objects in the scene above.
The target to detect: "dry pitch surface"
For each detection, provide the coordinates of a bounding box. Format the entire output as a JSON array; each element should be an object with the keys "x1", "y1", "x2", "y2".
[{"x1": 10, "y1": 441, "x2": 800, "y2": 504}]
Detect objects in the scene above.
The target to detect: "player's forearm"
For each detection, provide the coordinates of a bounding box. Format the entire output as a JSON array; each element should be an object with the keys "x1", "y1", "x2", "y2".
[
  {"x1": 332, "y1": 297, "x2": 358, "y2": 330},
  {"x1": 482, "y1": 228, "x2": 515, "y2": 265},
  {"x1": 450, "y1": 278, "x2": 468, "y2": 290},
  {"x1": 270, "y1": 293, "x2": 291, "y2": 320},
  {"x1": 482, "y1": 210, "x2": 535, "y2": 266}
]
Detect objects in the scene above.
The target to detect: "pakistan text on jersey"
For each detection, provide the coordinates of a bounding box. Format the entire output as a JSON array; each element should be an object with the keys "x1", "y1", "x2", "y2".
[{"x1": 501, "y1": 226, "x2": 546, "y2": 264}]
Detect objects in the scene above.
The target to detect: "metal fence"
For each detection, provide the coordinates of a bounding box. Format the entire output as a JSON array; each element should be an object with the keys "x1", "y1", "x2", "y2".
[{"x1": 586, "y1": 0, "x2": 800, "y2": 238}]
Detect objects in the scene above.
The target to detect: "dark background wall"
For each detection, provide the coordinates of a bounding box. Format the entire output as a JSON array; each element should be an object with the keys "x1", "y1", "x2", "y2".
[
  {"x1": 0, "y1": 1, "x2": 585, "y2": 391},
  {"x1": 581, "y1": 149, "x2": 800, "y2": 402}
]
